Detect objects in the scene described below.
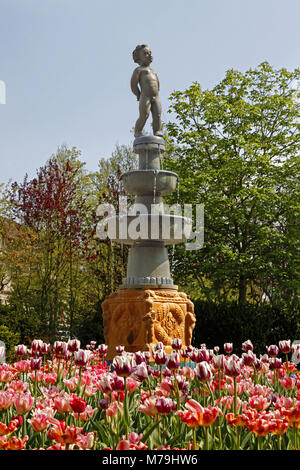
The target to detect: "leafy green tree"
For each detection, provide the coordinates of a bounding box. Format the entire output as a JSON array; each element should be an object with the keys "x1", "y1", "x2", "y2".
[{"x1": 165, "y1": 62, "x2": 300, "y2": 306}]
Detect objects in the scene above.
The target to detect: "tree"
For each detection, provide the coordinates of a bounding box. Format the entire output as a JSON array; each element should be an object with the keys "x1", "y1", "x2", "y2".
[{"x1": 165, "y1": 62, "x2": 300, "y2": 306}]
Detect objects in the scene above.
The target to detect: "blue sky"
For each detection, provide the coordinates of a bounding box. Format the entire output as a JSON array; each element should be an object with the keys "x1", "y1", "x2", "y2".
[{"x1": 1, "y1": 0, "x2": 300, "y2": 184}]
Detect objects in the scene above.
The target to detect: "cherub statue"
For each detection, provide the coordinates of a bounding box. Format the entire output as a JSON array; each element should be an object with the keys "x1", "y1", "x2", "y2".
[{"x1": 131, "y1": 44, "x2": 163, "y2": 137}]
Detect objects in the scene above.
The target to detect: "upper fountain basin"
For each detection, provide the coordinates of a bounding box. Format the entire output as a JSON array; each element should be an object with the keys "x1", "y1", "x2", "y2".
[
  {"x1": 120, "y1": 170, "x2": 178, "y2": 196},
  {"x1": 99, "y1": 213, "x2": 193, "y2": 246}
]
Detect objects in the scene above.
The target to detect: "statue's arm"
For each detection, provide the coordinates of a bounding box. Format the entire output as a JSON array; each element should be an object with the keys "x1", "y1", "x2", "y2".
[{"x1": 131, "y1": 68, "x2": 141, "y2": 101}]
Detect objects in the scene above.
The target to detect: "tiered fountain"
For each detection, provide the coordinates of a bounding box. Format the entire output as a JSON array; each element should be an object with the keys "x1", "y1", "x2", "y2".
[{"x1": 101, "y1": 45, "x2": 196, "y2": 359}]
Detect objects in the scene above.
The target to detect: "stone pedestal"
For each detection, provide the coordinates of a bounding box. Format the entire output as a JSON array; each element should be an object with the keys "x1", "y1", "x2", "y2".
[{"x1": 102, "y1": 289, "x2": 196, "y2": 360}]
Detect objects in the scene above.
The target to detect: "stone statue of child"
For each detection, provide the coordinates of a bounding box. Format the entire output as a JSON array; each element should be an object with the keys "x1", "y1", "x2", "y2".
[{"x1": 131, "y1": 44, "x2": 163, "y2": 137}]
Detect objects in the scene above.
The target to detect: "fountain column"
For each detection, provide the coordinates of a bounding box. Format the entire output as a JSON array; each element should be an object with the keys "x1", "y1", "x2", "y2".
[{"x1": 101, "y1": 135, "x2": 196, "y2": 359}]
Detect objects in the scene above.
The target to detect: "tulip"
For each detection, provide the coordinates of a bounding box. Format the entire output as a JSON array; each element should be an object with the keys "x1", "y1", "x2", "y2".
[
  {"x1": 74, "y1": 349, "x2": 92, "y2": 368},
  {"x1": 98, "y1": 344, "x2": 108, "y2": 357},
  {"x1": 14, "y1": 392, "x2": 34, "y2": 415},
  {"x1": 3, "y1": 435, "x2": 28, "y2": 450},
  {"x1": 155, "y1": 397, "x2": 177, "y2": 415},
  {"x1": 242, "y1": 351, "x2": 256, "y2": 366},
  {"x1": 196, "y1": 361, "x2": 213, "y2": 383},
  {"x1": 98, "y1": 374, "x2": 114, "y2": 394},
  {"x1": 224, "y1": 343, "x2": 233, "y2": 354},
  {"x1": 70, "y1": 395, "x2": 87, "y2": 414},
  {"x1": 115, "y1": 345, "x2": 125, "y2": 354},
  {"x1": 266, "y1": 345, "x2": 279, "y2": 357},
  {"x1": 269, "y1": 358, "x2": 282, "y2": 370},
  {"x1": 47, "y1": 422, "x2": 82, "y2": 445},
  {"x1": 75, "y1": 432, "x2": 95, "y2": 450},
  {"x1": 53, "y1": 395, "x2": 73, "y2": 414},
  {"x1": 67, "y1": 339, "x2": 81, "y2": 353},
  {"x1": 138, "y1": 397, "x2": 158, "y2": 416},
  {"x1": 213, "y1": 354, "x2": 225, "y2": 371},
  {"x1": 153, "y1": 349, "x2": 167, "y2": 366},
  {"x1": 279, "y1": 340, "x2": 291, "y2": 354},
  {"x1": 171, "y1": 338, "x2": 182, "y2": 351},
  {"x1": 113, "y1": 355, "x2": 135, "y2": 377},
  {"x1": 53, "y1": 341, "x2": 68, "y2": 359},
  {"x1": 15, "y1": 345, "x2": 27, "y2": 357},
  {"x1": 242, "y1": 340, "x2": 254, "y2": 352},
  {"x1": 176, "y1": 399, "x2": 222, "y2": 427},
  {"x1": 134, "y1": 351, "x2": 147, "y2": 365},
  {"x1": 30, "y1": 357, "x2": 42, "y2": 370},
  {"x1": 248, "y1": 395, "x2": 271, "y2": 411},
  {"x1": 224, "y1": 355, "x2": 242, "y2": 378},
  {"x1": 99, "y1": 398, "x2": 109, "y2": 410},
  {"x1": 0, "y1": 390, "x2": 15, "y2": 411},
  {"x1": 152, "y1": 342, "x2": 164, "y2": 354},
  {"x1": 27, "y1": 413, "x2": 50, "y2": 432},
  {"x1": 280, "y1": 376, "x2": 296, "y2": 391},
  {"x1": 193, "y1": 348, "x2": 210, "y2": 363},
  {"x1": 112, "y1": 376, "x2": 125, "y2": 392},
  {"x1": 165, "y1": 351, "x2": 180, "y2": 371},
  {"x1": 41, "y1": 343, "x2": 50, "y2": 355},
  {"x1": 132, "y1": 363, "x2": 149, "y2": 382},
  {"x1": 31, "y1": 339, "x2": 44, "y2": 357}
]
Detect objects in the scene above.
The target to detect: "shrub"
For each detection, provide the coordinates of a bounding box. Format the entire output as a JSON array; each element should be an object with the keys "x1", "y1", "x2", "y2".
[{"x1": 192, "y1": 300, "x2": 300, "y2": 356}]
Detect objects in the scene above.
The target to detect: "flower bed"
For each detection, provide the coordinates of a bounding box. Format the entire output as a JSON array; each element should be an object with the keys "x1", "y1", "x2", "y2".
[{"x1": 0, "y1": 338, "x2": 299, "y2": 450}]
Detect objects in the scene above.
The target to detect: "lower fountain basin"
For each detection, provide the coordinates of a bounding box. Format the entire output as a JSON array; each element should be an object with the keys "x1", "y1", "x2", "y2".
[
  {"x1": 120, "y1": 170, "x2": 178, "y2": 196},
  {"x1": 99, "y1": 213, "x2": 192, "y2": 245}
]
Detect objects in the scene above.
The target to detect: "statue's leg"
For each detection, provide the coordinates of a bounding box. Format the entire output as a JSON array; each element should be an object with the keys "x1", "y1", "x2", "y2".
[
  {"x1": 135, "y1": 95, "x2": 151, "y2": 136},
  {"x1": 151, "y1": 98, "x2": 162, "y2": 136}
]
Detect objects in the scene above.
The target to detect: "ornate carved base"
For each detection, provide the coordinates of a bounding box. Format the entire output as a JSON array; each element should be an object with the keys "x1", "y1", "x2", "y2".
[{"x1": 101, "y1": 289, "x2": 195, "y2": 360}]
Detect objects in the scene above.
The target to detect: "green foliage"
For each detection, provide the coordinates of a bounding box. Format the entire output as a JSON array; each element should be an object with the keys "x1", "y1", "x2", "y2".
[
  {"x1": 0, "y1": 323, "x2": 20, "y2": 361},
  {"x1": 165, "y1": 62, "x2": 300, "y2": 306},
  {"x1": 192, "y1": 299, "x2": 300, "y2": 355},
  {"x1": 72, "y1": 302, "x2": 105, "y2": 347}
]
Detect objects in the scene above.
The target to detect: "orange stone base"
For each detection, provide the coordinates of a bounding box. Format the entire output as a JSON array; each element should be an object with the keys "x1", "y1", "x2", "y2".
[{"x1": 101, "y1": 289, "x2": 196, "y2": 360}]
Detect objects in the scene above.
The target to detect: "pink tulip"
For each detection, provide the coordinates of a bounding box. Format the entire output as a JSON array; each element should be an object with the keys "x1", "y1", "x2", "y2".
[
  {"x1": 27, "y1": 413, "x2": 50, "y2": 432},
  {"x1": 266, "y1": 345, "x2": 279, "y2": 357},
  {"x1": 166, "y1": 351, "x2": 180, "y2": 371},
  {"x1": 0, "y1": 390, "x2": 15, "y2": 411},
  {"x1": 155, "y1": 397, "x2": 177, "y2": 415},
  {"x1": 153, "y1": 349, "x2": 167, "y2": 365},
  {"x1": 75, "y1": 432, "x2": 95, "y2": 450},
  {"x1": 196, "y1": 361, "x2": 213, "y2": 382},
  {"x1": 15, "y1": 345, "x2": 27, "y2": 357},
  {"x1": 242, "y1": 340, "x2": 254, "y2": 352},
  {"x1": 14, "y1": 392, "x2": 34, "y2": 415},
  {"x1": 53, "y1": 395, "x2": 72, "y2": 414},
  {"x1": 279, "y1": 340, "x2": 291, "y2": 354},
  {"x1": 53, "y1": 341, "x2": 68, "y2": 359},
  {"x1": 74, "y1": 349, "x2": 92, "y2": 368},
  {"x1": 212, "y1": 354, "x2": 225, "y2": 371},
  {"x1": 31, "y1": 340, "x2": 44, "y2": 357},
  {"x1": 242, "y1": 351, "x2": 256, "y2": 366},
  {"x1": 113, "y1": 355, "x2": 135, "y2": 377},
  {"x1": 132, "y1": 363, "x2": 148, "y2": 382},
  {"x1": 171, "y1": 338, "x2": 182, "y2": 351},
  {"x1": 67, "y1": 339, "x2": 81, "y2": 353},
  {"x1": 224, "y1": 355, "x2": 242, "y2": 377},
  {"x1": 30, "y1": 357, "x2": 42, "y2": 371},
  {"x1": 138, "y1": 397, "x2": 158, "y2": 416},
  {"x1": 97, "y1": 344, "x2": 108, "y2": 357},
  {"x1": 224, "y1": 343, "x2": 233, "y2": 354}
]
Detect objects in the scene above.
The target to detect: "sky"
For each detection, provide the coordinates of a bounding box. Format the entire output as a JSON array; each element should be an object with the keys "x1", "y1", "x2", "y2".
[{"x1": 0, "y1": 0, "x2": 300, "y2": 184}]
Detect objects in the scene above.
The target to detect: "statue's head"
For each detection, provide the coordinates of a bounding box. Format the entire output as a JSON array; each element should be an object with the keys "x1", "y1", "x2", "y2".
[{"x1": 132, "y1": 44, "x2": 153, "y2": 66}]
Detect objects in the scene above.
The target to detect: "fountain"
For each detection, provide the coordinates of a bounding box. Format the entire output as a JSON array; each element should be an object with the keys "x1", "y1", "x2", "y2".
[{"x1": 101, "y1": 45, "x2": 196, "y2": 359}]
